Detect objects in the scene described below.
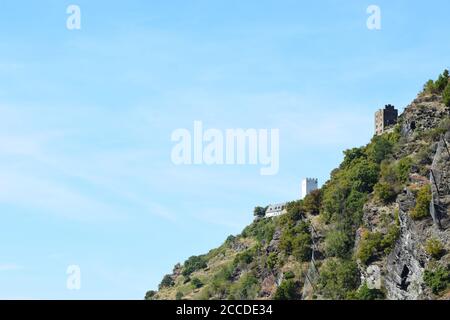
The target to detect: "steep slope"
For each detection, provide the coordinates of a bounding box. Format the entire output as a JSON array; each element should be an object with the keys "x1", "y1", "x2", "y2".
[{"x1": 146, "y1": 71, "x2": 450, "y2": 300}]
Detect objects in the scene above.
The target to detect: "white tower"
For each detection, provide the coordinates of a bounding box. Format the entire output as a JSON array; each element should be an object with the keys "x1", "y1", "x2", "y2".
[{"x1": 301, "y1": 178, "x2": 318, "y2": 199}]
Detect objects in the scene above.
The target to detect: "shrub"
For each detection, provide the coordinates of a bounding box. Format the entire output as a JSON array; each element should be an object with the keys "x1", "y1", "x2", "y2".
[
  {"x1": 321, "y1": 177, "x2": 350, "y2": 223},
  {"x1": 191, "y1": 277, "x2": 203, "y2": 289},
  {"x1": 303, "y1": 189, "x2": 322, "y2": 215},
  {"x1": 346, "y1": 190, "x2": 368, "y2": 226},
  {"x1": 235, "y1": 249, "x2": 254, "y2": 266},
  {"x1": 182, "y1": 255, "x2": 208, "y2": 277},
  {"x1": 283, "y1": 271, "x2": 295, "y2": 280},
  {"x1": 374, "y1": 182, "x2": 397, "y2": 204},
  {"x1": 423, "y1": 265, "x2": 450, "y2": 294},
  {"x1": 229, "y1": 273, "x2": 260, "y2": 299},
  {"x1": 356, "y1": 230, "x2": 383, "y2": 265},
  {"x1": 435, "y1": 70, "x2": 449, "y2": 92},
  {"x1": 318, "y1": 258, "x2": 360, "y2": 299},
  {"x1": 292, "y1": 232, "x2": 312, "y2": 262},
  {"x1": 274, "y1": 279, "x2": 299, "y2": 300},
  {"x1": 145, "y1": 290, "x2": 156, "y2": 300},
  {"x1": 175, "y1": 291, "x2": 183, "y2": 300},
  {"x1": 242, "y1": 218, "x2": 275, "y2": 243},
  {"x1": 366, "y1": 135, "x2": 393, "y2": 164},
  {"x1": 423, "y1": 70, "x2": 449, "y2": 95},
  {"x1": 279, "y1": 230, "x2": 294, "y2": 254},
  {"x1": 253, "y1": 206, "x2": 266, "y2": 218},
  {"x1": 396, "y1": 157, "x2": 413, "y2": 183},
  {"x1": 425, "y1": 238, "x2": 445, "y2": 259},
  {"x1": 158, "y1": 274, "x2": 175, "y2": 290},
  {"x1": 443, "y1": 82, "x2": 450, "y2": 107},
  {"x1": 285, "y1": 201, "x2": 306, "y2": 222},
  {"x1": 423, "y1": 79, "x2": 436, "y2": 94},
  {"x1": 342, "y1": 147, "x2": 366, "y2": 168},
  {"x1": 266, "y1": 252, "x2": 278, "y2": 270},
  {"x1": 415, "y1": 145, "x2": 431, "y2": 165},
  {"x1": 209, "y1": 263, "x2": 234, "y2": 298},
  {"x1": 225, "y1": 235, "x2": 236, "y2": 245},
  {"x1": 374, "y1": 158, "x2": 412, "y2": 204},
  {"x1": 325, "y1": 230, "x2": 352, "y2": 259},
  {"x1": 279, "y1": 221, "x2": 311, "y2": 262},
  {"x1": 381, "y1": 224, "x2": 400, "y2": 254},
  {"x1": 410, "y1": 184, "x2": 431, "y2": 220},
  {"x1": 352, "y1": 283, "x2": 385, "y2": 300},
  {"x1": 348, "y1": 159, "x2": 379, "y2": 193}
]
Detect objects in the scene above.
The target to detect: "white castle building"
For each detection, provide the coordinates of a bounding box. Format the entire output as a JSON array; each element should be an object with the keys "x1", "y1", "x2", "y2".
[
  {"x1": 265, "y1": 202, "x2": 288, "y2": 218},
  {"x1": 264, "y1": 178, "x2": 318, "y2": 218}
]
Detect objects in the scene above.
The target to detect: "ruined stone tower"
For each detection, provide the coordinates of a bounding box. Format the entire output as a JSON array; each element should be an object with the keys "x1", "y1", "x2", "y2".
[{"x1": 375, "y1": 104, "x2": 398, "y2": 135}]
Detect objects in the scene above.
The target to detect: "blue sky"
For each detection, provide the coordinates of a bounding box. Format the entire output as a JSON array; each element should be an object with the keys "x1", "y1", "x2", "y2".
[{"x1": 0, "y1": 0, "x2": 449, "y2": 299}]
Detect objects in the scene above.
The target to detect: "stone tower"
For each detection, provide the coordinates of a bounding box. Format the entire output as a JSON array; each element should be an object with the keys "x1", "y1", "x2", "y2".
[
  {"x1": 301, "y1": 178, "x2": 318, "y2": 199},
  {"x1": 375, "y1": 104, "x2": 398, "y2": 135}
]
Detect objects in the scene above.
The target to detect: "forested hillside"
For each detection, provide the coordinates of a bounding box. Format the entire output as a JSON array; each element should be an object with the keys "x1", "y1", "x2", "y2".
[{"x1": 147, "y1": 70, "x2": 450, "y2": 300}]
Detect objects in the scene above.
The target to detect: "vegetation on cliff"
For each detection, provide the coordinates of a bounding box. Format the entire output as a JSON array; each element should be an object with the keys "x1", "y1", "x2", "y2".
[{"x1": 148, "y1": 70, "x2": 450, "y2": 300}]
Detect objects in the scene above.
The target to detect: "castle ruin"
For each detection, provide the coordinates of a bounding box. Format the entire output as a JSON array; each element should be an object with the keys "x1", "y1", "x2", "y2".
[{"x1": 375, "y1": 104, "x2": 398, "y2": 135}]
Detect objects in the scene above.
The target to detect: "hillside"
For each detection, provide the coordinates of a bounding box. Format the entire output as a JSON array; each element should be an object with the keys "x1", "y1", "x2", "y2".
[{"x1": 146, "y1": 70, "x2": 450, "y2": 300}]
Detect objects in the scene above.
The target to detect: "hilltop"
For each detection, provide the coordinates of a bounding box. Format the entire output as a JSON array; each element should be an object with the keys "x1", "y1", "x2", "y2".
[{"x1": 146, "y1": 70, "x2": 450, "y2": 300}]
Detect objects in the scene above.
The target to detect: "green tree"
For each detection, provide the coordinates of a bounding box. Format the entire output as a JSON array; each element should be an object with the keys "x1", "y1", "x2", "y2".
[
  {"x1": 283, "y1": 271, "x2": 295, "y2": 280},
  {"x1": 443, "y1": 82, "x2": 450, "y2": 107},
  {"x1": 356, "y1": 230, "x2": 383, "y2": 265},
  {"x1": 396, "y1": 157, "x2": 413, "y2": 183},
  {"x1": 325, "y1": 230, "x2": 352, "y2": 259},
  {"x1": 435, "y1": 70, "x2": 449, "y2": 92},
  {"x1": 423, "y1": 79, "x2": 436, "y2": 94},
  {"x1": 229, "y1": 273, "x2": 260, "y2": 299},
  {"x1": 425, "y1": 238, "x2": 445, "y2": 259},
  {"x1": 321, "y1": 177, "x2": 351, "y2": 223},
  {"x1": 344, "y1": 189, "x2": 368, "y2": 225},
  {"x1": 274, "y1": 279, "x2": 299, "y2": 300},
  {"x1": 175, "y1": 291, "x2": 183, "y2": 300},
  {"x1": 303, "y1": 189, "x2": 322, "y2": 215},
  {"x1": 279, "y1": 222, "x2": 311, "y2": 261},
  {"x1": 341, "y1": 147, "x2": 366, "y2": 169},
  {"x1": 348, "y1": 159, "x2": 379, "y2": 193},
  {"x1": 253, "y1": 206, "x2": 266, "y2": 218},
  {"x1": 410, "y1": 184, "x2": 431, "y2": 220},
  {"x1": 158, "y1": 274, "x2": 175, "y2": 290},
  {"x1": 191, "y1": 277, "x2": 204, "y2": 289},
  {"x1": 374, "y1": 182, "x2": 397, "y2": 204},
  {"x1": 292, "y1": 232, "x2": 312, "y2": 262},
  {"x1": 423, "y1": 265, "x2": 450, "y2": 294},
  {"x1": 366, "y1": 135, "x2": 393, "y2": 164},
  {"x1": 145, "y1": 290, "x2": 156, "y2": 300},
  {"x1": 266, "y1": 252, "x2": 278, "y2": 269},
  {"x1": 285, "y1": 201, "x2": 306, "y2": 222},
  {"x1": 318, "y1": 258, "x2": 360, "y2": 299},
  {"x1": 182, "y1": 255, "x2": 207, "y2": 277},
  {"x1": 352, "y1": 283, "x2": 385, "y2": 300}
]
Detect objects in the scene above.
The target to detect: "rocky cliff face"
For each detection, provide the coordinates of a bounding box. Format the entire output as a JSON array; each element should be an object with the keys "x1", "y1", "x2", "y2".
[
  {"x1": 361, "y1": 91, "x2": 450, "y2": 300},
  {"x1": 384, "y1": 189, "x2": 427, "y2": 299},
  {"x1": 148, "y1": 79, "x2": 450, "y2": 300}
]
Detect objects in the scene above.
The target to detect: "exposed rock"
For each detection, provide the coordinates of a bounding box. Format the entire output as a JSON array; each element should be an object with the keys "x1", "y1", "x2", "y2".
[
  {"x1": 260, "y1": 275, "x2": 277, "y2": 297},
  {"x1": 229, "y1": 240, "x2": 249, "y2": 252},
  {"x1": 266, "y1": 228, "x2": 282, "y2": 253},
  {"x1": 152, "y1": 90, "x2": 450, "y2": 301},
  {"x1": 384, "y1": 189, "x2": 428, "y2": 300},
  {"x1": 401, "y1": 94, "x2": 449, "y2": 141},
  {"x1": 360, "y1": 264, "x2": 382, "y2": 290},
  {"x1": 172, "y1": 263, "x2": 182, "y2": 277}
]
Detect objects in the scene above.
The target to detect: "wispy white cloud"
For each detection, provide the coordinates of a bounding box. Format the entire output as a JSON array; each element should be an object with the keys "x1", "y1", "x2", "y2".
[
  {"x1": 0, "y1": 104, "x2": 177, "y2": 223},
  {"x1": 191, "y1": 208, "x2": 250, "y2": 230},
  {"x1": 0, "y1": 263, "x2": 23, "y2": 272}
]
